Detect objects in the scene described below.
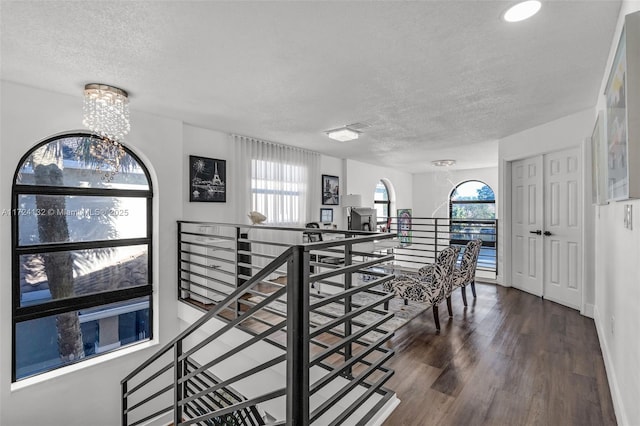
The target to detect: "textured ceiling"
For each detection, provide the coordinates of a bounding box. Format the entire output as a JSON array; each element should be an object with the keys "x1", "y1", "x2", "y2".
[{"x1": 0, "y1": 1, "x2": 621, "y2": 172}]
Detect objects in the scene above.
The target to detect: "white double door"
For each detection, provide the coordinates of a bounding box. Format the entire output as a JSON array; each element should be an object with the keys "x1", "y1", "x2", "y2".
[{"x1": 511, "y1": 147, "x2": 582, "y2": 310}]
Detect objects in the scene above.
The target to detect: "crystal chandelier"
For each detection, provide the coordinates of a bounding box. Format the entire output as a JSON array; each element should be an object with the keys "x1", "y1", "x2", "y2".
[{"x1": 82, "y1": 83, "x2": 130, "y2": 142}]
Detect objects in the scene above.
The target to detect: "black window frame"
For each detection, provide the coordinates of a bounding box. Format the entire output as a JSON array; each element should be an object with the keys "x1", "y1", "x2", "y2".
[
  {"x1": 448, "y1": 180, "x2": 496, "y2": 248},
  {"x1": 374, "y1": 180, "x2": 391, "y2": 229},
  {"x1": 11, "y1": 132, "x2": 154, "y2": 382}
]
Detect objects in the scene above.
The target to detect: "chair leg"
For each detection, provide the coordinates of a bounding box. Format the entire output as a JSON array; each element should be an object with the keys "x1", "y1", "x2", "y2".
[
  {"x1": 433, "y1": 304, "x2": 440, "y2": 331},
  {"x1": 461, "y1": 285, "x2": 468, "y2": 307},
  {"x1": 470, "y1": 280, "x2": 477, "y2": 298},
  {"x1": 446, "y1": 296, "x2": 453, "y2": 317}
]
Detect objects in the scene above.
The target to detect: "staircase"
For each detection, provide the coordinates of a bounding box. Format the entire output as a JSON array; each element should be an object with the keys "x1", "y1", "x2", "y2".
[{"x1": 121, "y1": 222, "x2": 399, "y2": 425}]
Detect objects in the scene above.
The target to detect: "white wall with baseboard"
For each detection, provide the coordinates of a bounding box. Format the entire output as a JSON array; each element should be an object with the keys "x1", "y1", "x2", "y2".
[{"x1": 591, "y1": 2, "x2": 640, "y2": 424}]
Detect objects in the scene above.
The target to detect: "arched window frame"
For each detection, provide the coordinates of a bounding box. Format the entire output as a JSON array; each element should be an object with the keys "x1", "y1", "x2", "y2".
[
  {"x1": 448, "y1": 180, "x2": 496, "y2": 247},
  {"x1": 374, "y1": 180, "x2": 391, "y2": 231},
  {"x1": 11, "y1": 132, "x2": 154, "y2": 381}
]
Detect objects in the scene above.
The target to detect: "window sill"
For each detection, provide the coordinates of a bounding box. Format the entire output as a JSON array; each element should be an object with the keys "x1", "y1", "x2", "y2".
[{"x1": 10, "y1": 338, "x2": 159, "y2": 392}]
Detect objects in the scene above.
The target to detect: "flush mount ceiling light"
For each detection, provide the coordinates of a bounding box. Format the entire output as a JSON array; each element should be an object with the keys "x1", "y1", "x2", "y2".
[
  {"x1": 83, "y1": 83, "x2": 130, "y2": 143},
  {"x1": 432, "y1": 159, "x2": 456, "y2": 167},
  {"x1": 325, "y1": 126, "x2": 360, "y2": 142},
  {"x1": 503, "y1": 1, "x2": 542, "y2": 22}
]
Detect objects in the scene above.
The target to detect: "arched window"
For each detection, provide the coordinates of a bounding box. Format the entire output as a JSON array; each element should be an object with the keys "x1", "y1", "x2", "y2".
[
  {"x1": 12, "y1": 133, "x2": 153, "y2": 381},
  {"x1": 449, "y1": 180, "x2": 496, "y2": 246},
  {"x1": 449, "y1": 180, "x2": 495, "y2": 219},
  {"x1": 374, "y1": 180, "x2": 391, "y2": 231}
]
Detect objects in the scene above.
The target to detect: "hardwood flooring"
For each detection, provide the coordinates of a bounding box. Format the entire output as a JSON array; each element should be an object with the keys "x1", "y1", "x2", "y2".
[{"x1": 382, "y1": 282, "x2": 616, "y2": 426}]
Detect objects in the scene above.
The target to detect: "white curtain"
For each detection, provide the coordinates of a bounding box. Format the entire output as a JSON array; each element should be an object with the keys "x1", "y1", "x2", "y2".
[{"x1": 232, "y1": 134, "x2": 320, "y2": 226}]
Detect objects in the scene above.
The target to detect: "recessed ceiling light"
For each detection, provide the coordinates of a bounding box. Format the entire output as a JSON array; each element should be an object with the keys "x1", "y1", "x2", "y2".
[
  {"x1": 503, "y1": 1, "x2": 541, "y2": 23},
  {"x1": 325, "y1": 127, "x2": 360, "y2": 142},
  {"x1": 432, "y1": 159, "x2": 456, "y2": 167}
]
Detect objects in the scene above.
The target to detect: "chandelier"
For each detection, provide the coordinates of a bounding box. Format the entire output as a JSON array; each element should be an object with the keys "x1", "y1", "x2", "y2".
[{"x1": 82, "y1": 83, "x2": 130, "y2": 143}]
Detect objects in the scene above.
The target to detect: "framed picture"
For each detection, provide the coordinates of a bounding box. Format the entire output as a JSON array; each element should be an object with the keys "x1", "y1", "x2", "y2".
[
  {"x1": 605, "y1": 27, "x2": 628, "y2": 201},
  {"x1": 591, "y1": 111, "x2": 608, "y2": 205},
  {"x1": 322, "y1": 174, "x2": 339, "y2": 205},
  {"x1": 397, "y1": 208, "x2": 412, "y2": 245},
  {"x1": 189, "y1": 155, "x2": 226, "y2": 202},
  {"x1": 604, "y1": 11, "x2": 640, "y2": 201},
  {"x1": 320, "y1": 208, "x2": 333, "y2": 224}
]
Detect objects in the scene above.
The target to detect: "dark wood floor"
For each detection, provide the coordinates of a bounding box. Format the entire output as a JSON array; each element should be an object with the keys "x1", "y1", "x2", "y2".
[{"x1": 382, "y1": 282, "x2": 617, "y2": 426}]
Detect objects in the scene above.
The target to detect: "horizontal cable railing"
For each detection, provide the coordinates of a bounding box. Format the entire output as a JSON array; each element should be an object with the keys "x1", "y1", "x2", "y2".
[
  {"x1": 384, "y1": 217, "x2": 498, "y2": 277},
  {"x1": 122, "y1": 222, "x2": 398, "y2": 425}
]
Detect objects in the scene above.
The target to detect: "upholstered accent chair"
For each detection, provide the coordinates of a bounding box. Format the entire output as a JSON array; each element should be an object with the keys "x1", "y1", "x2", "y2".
[
  {"x1": 452, "y1": 239, "x2": 482, "y2": 306},
  {"x1": 382, "y1": 246, "x2": 460, "y2": 331}
]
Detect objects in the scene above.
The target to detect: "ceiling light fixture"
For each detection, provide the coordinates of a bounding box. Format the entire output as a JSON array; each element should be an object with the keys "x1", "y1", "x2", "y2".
[
  {"x1": 503, "y1": 1, "x2": 541, "y2": 22},
  {"x1": 432, "y1": 159, "x2": 456, "y2": 167},
  {"x1": 325, "y1": 126, "x2": 360, "y2": 142},
  {"x1": 83, "y1": 83, "x2": 131, "y2": 143}
]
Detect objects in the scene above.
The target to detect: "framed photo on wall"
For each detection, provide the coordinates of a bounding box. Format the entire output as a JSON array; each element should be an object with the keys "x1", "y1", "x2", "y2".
[
  {"x1": 189, "y1": 155, "x2": 226, "y2": 202},
  {"x1": 591, "y1": 111, "x2": 608, "y2": 205},
  {"x1": 320, "y1": 208, "x2": 333, "y2": 224},
  {"x1": 604, "y1": 11, "x2": 640, "y2": 201},
  {"x1": 322, "y1": 174, "x2": 339, "y2": 205},
  {"x1": 397, "y1": 208, "x2": 412, "y2": 245},
  {"x1": 605, "y1": 27, "x2": 628, "y2": 201}
]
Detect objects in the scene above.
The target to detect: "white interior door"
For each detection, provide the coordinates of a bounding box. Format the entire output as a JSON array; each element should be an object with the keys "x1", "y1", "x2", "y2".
[
  {"x1": 511, "y1": 156, "x2": 544, "y2": 296},
  {"x1": 510, "y1": 148, "x2": 583, "y2": 309},
  {"x1": 543, "y1": 148, "x2": 582, "y2": 309}
]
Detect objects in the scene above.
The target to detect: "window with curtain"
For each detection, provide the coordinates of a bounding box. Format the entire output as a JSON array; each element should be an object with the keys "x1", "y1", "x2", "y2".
[
  {"x1": 251, "y1": 159, "x2": 306, "y2": 224},
  {"x1": 12, "y1": 132, "x2": 153, "y2": 381},
  {"x1": 233, "y1": 135, "x2": 320, "y2": 226}
]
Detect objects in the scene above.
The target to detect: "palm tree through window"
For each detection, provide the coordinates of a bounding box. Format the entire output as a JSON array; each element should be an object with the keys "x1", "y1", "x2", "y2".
[{"x1": 11, "y1": 133, "x2": 153, "y2": 381}]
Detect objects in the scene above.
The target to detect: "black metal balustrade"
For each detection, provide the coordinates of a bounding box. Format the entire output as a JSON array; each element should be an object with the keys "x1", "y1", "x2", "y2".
[
  {"x1": 385, "y1": 217, "x2": 498, "y2": 277},
  {"x1": 121, "y1": 222, "x2": 397, "y2": 425}
]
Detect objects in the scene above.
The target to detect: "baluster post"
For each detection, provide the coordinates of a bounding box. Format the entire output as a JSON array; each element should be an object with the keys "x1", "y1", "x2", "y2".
[
  {"x1": 286, "y1": 245, "x2": 310, "y2": 425},
  {"x1": 174, "y1": 341, "x2": 183, "y2": 426},
  {"x1": 344, "y1": 240, "x2": 353, "y2": 377}
]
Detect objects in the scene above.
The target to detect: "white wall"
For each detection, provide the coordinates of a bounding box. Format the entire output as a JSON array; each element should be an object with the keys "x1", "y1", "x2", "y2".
[
  {"x1": 344, "y1": 158, "x2": 414, "y2": 219},
  {"x1": 497, "y1": 108, "x2": 594, "y2": 291},
  {"x1": 412, "y1": 167, "x2": 498, "y2": 218},
  {"x1": 182, "y1": 125, "x2": 237, "y2": 223},
  {"x1": 0, "y1": 81, "x2": 183, "y2": 426},
  {"x1": 592, "y1": 2, "x2": 640, "y2": 425}
]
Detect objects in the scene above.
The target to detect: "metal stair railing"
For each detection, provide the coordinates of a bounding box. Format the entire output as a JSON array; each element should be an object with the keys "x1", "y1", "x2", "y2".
[{"x1": 122, "y1": 222, "x2": 398, "y2": 426}]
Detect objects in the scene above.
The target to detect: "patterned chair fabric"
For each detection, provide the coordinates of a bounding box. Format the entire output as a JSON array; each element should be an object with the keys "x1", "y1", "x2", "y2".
[
  {"x1": 452, "y1": 239, "x2": 482, "y2": 289},
  {"x1": 383, "y1": 246, "x2": 460, "y2": 304}
]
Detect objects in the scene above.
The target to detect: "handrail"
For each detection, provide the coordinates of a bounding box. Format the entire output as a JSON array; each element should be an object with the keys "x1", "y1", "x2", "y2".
[
  {"x1": 123, "y1": 222, "x2": 398, "y2": 425},
  {"x1": 122, "y1": 246, "x2": 295, "y2": 384},
  {"x1": 387, "y1": 216, "x2": 498, "y2": 276}
]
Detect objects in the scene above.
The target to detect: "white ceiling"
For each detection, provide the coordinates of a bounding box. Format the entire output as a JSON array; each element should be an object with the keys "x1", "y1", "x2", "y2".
[{"x1": 1, "y1": 1, "x2": 621, "y2": 173}]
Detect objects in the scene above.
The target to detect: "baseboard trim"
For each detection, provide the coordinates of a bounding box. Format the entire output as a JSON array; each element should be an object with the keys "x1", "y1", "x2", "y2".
[
  {"x1": 594, "y1": 305, "x2": 627, "y2": 426},
  {"x1": 581, "y1": 303, "x2": 594, "y2": 318}
]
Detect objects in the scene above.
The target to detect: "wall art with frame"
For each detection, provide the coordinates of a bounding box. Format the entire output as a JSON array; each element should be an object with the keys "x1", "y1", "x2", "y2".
[
  {"x1": 189, "y1": 155, "x2": 227, "y2": 202},
  {"x1": 605, "y1": 11, "x2": 640, "y2": 201},
  {"x1": 397, "y1": 208, "x2": 412, "y2": 245},
  {"x1": 591, "y1": 111, "x2": 608, "y2": 205},
  {"x1": 321, "y1": 174, "x2": 339, "y2": 205},
  {"x1": 320, "y1": 208, "x2": 333, "y2": 224}
]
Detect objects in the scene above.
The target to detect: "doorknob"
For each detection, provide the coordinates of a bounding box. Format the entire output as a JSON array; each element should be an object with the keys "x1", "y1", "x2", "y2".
[
  {"x1": 529, "y1": 230, "x2": 542, "y2": 235},
  {"x1": 544, "y1": 231, "x2": 552, "y2": 236}
]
